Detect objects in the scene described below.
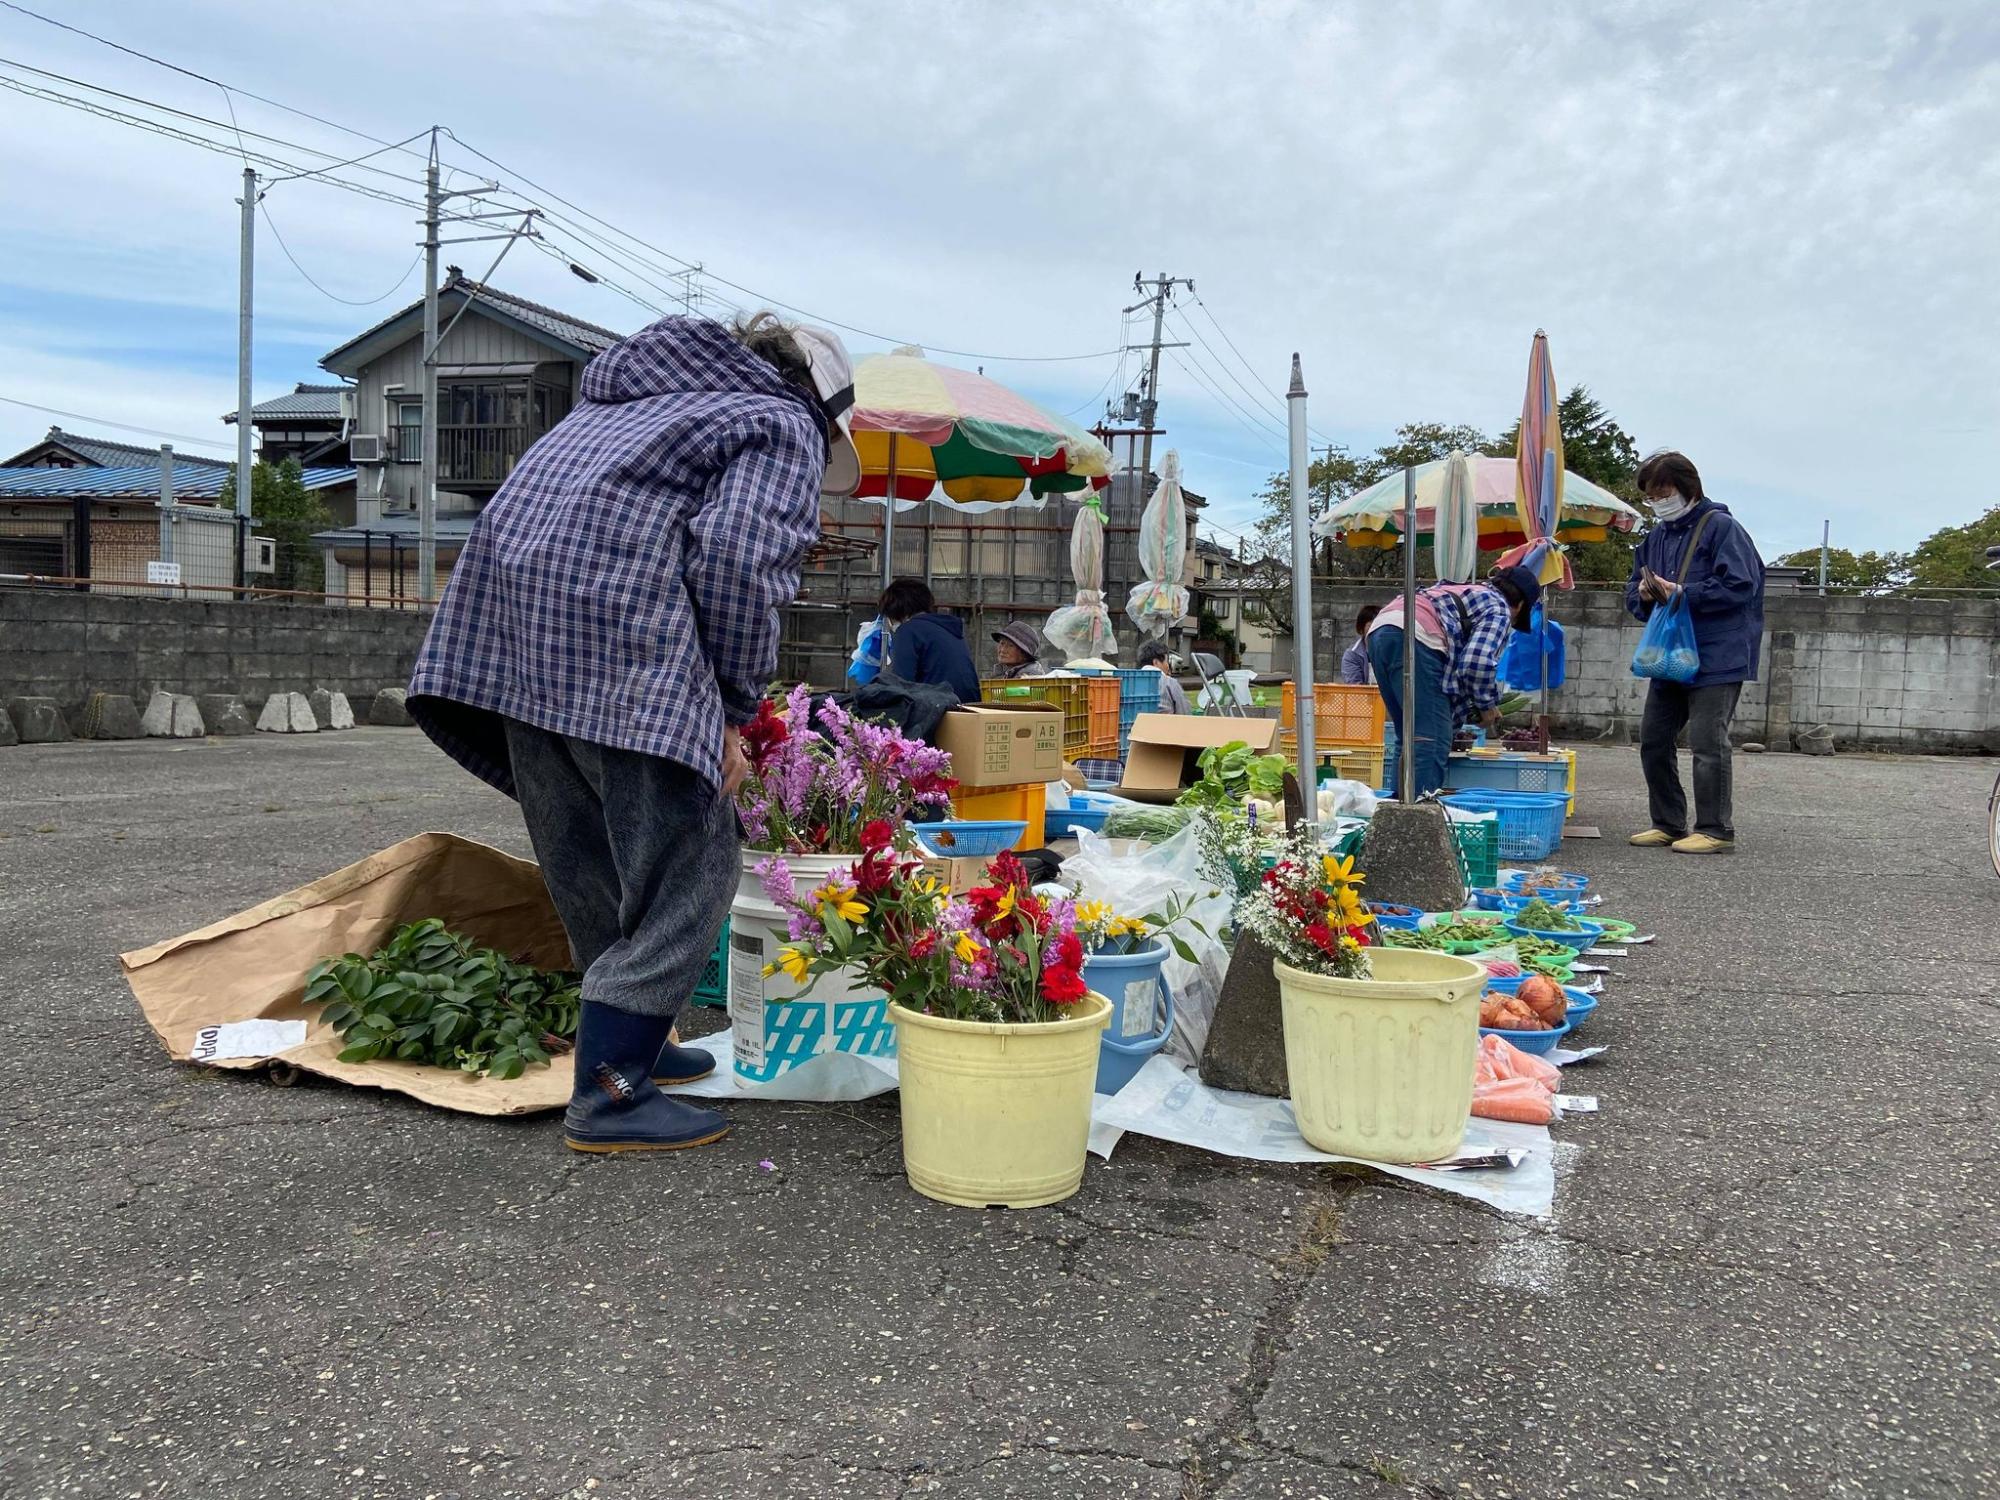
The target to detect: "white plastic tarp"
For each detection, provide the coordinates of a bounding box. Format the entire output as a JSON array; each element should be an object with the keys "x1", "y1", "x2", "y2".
[{"x1": 666, "y1": 1033, "x2": 1557, "y2": 1217}]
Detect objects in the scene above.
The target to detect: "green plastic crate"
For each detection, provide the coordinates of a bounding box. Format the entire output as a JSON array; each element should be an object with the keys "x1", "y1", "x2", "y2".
[
  {"x1": 1450, "y1": 816, "x2": 1498, "y2": 889},
  {"x1": 692, "y1": 919, "x2": 728, "y2": 1007}
]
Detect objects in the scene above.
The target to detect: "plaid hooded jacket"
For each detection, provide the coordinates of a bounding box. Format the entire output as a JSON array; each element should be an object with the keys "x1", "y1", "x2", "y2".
[{"x1": 407, "y1": 317, "x2": 827, "y2": 797}]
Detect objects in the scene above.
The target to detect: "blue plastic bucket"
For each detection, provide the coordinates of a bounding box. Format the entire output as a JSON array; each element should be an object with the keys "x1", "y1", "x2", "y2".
[{"x1": 1081, "y1": 940, "x2": 1176, "y2": 1095}]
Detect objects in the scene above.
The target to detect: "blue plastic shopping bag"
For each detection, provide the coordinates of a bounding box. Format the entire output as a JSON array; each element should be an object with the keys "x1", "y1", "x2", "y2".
[
  {"x1": 1501, "y1": 606, "x2": 1566, "y2": 691},
  {"x1": 1631, "y1": 595, "x2": 1699, "y2": 683}
]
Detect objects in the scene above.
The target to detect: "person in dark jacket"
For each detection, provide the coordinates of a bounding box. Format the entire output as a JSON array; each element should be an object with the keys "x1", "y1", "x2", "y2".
[
  {"x1": 882, "y1": 579, "x2": 981, "y2": 703},
  {"x1": 1624, "y1": 450, "x2": 1765, "y2": 854},
  {"x1": 408, "y1": 311, "x2": 859, "y2": 1154}
]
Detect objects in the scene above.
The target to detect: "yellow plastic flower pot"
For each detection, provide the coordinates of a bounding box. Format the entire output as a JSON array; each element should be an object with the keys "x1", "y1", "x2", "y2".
[
  {"x1": 888, "y1": 991, "x2": 1112, "y2": 1209},
  {"x1": 1274, "y1": 948, "x2": 1486, "y2": 1163}
]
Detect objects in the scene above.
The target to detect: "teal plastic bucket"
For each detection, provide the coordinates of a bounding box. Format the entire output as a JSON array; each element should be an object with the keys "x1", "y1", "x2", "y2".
[{"x1": 1081, "y1": 940, "x2": 1176, "y2": 1095}]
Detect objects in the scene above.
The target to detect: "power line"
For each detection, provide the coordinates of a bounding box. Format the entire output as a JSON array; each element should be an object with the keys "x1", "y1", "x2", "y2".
[
  {"x1": 0, "y1": 393, "x2": 238, "y2": 451},
  {"x1": 1166, "y1": 349, "x2": 1287, "y2": 450},
  {"x1": 266, "y1": 127, "x2": 430, "y2": 187},
  {"x1": 1166, "y1": 341, "x2": 1288, "y2": 443},
  {"x1": 0, "y1": 54, "x2": 429, "y2": 191},
  {"x1": 259, "y1": 199, "x2": 421, "y2": 306},
  {"x1": 441, "y1": 129, "x2": 1126, "y2": 364},
  {"x1": 0, "y1": 72, "x2": 426, "y2": 210},
  {"x1": 1167, "y1": 307, "x2": 1291, "y2": 432},
  {"x1": 0, "y1": 0, "x2": 430, "y2": 166},
  {"x1": 1190, "y1": 291, "x2": 1336, "y2": 445}
]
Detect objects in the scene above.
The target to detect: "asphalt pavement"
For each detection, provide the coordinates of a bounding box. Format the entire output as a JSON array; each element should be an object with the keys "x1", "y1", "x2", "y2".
[{"x1": 1, "y1": 730, "x2": 1994, "y2": 1499}]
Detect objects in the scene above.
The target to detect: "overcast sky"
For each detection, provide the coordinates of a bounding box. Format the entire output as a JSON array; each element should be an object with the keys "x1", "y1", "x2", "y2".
[{"x1": 1, "y1": 0, "x2": 1995, "y2": 559}]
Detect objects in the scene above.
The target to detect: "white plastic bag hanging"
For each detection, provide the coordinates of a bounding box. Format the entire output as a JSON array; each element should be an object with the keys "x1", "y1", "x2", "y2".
[
  {"x1": 1045, "y1": 497, "x2": 1115, "y2": 660},
  {"x1": 1127, "y1": 450, "x2": 1190, "y2": 634}
]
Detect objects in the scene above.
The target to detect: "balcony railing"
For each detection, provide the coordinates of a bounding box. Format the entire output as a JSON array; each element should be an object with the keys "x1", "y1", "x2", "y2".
[{"x1": 389, "y1": 424, "x2": 542, "y2": 485}]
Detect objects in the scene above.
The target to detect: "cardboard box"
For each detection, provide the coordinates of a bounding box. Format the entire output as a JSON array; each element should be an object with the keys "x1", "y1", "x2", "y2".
[
  {"x1": 920, "y1": 854, "x2": 999, "y2": 893},
  {"x1": 935, "y1": 702, "x2": 1064, "y2": 788},
  {"x1": 1114, "y1": 713, "x2": 1281, "y2": 805}
]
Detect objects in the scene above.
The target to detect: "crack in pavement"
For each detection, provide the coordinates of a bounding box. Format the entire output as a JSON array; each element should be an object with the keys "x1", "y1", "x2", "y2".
[{"x1": 1180, "y1": 1179, "x2": 1359, "y2": 1497}]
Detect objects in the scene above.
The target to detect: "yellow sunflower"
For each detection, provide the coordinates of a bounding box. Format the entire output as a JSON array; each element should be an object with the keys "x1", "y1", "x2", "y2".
[{"x1": 812, "y1": 880, "x2": 868, "y2": 925}]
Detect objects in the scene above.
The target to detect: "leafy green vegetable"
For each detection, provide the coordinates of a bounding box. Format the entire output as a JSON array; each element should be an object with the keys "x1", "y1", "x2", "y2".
[
  {"x1": 1513, "y1": 897, "x2": 1581, "y2": 932},
  {"x1": 303, "y1": 918, "x2": 581, "y2": 1079},
  {"x1": 1101, "y1": 805, "x2": 1194, "y2": 841},
  {"x1": 1176, "y1": 741, "x2": 1290, "y2": 812}
]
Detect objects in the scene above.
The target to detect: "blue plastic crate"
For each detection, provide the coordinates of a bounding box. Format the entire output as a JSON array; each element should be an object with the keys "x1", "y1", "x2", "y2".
[
  {"x1": 1080, "y1": 668, "x2": 1163, "y2": 755},
  {"x1": 1441, "y1": 790, "x2": 1567, "y2": 861},
  {"x1": 1445, "y1": 754, "x2": 1569, "y2": 796}
]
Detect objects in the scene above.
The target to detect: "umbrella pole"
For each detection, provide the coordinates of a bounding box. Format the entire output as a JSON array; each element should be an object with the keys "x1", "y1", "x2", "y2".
[
  {"x1": 881, "y1": 432, "x2": 898, "y2": 589},
  {"x1": 1286, "y1": 355, "x2": 1316, "y2": 804},
  {"x1": 1399, "y1": 464, "x2": 1417, "y2": 804}
]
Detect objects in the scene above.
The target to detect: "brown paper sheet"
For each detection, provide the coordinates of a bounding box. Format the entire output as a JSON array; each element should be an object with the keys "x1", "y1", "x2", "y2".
[{"x1": 120, "y1": 832, "x2": 578, "y2": 1116}]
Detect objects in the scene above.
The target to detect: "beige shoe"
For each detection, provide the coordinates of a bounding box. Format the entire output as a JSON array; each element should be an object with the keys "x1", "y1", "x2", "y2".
[
  {"x1": 1672, "y1": 833, "x2": 1734, "y2": 854},
  {"x1": 1628, "y1": 829, "x2": 1677, "y2": 848}
]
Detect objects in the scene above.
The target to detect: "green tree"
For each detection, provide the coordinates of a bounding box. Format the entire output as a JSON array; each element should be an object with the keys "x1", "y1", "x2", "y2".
[
  {"x1": 1901, "y1": 504, "x2": 2000, "y2": 594},
  {"x1": 1771, "y1": 546, "x2": 1908, "y2": 594},
  {"x1": 218, "y1": 457, "x2": 331, "y2": 594}
]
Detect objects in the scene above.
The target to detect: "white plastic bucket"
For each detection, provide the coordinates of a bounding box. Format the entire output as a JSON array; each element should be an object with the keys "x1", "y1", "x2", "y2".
[{"x1": 728, "y1": 853, "x2": 894, "y2": 1082}]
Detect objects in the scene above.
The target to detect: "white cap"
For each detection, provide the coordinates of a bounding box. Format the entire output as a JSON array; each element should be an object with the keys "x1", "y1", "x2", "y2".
[{"x1": 789, "y1": 323, "x2": 861, "y2": 498}]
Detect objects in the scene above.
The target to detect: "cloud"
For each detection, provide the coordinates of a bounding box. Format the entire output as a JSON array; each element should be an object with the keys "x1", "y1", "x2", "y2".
[{"x1": 0, "y1": 0, "x2": 1993, "y2": 559}]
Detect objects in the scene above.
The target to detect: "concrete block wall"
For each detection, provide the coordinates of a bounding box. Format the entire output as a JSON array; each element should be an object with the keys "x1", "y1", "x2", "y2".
[
  {"x1": 0, "y1": 590, "x2": 430, "y2": 719},
  {"x1": 1310, "y1": 584, "x2": 1998, "y2": 753}
]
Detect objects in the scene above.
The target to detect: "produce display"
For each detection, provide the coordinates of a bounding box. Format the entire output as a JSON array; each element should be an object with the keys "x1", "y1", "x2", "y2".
[
  {"x1": 1477, "y1": 975, "x2": 1568, "y2": 1031},
  {"x1": 1513, "y1": 896, "x2": 1582, "y2": 932},
  {"x1": 1176, "y1": 741, "x2": 1288, "y2": 817},
  {"x1": 303, "y1": 919, "x2": 582, "y2": 1079},
  {"x1": 1380, "y1": 914, "x2": 1506, "y2": 951},
  {"x1": 1100, "y1": 804, "x2": 1194, "y2": 841}
]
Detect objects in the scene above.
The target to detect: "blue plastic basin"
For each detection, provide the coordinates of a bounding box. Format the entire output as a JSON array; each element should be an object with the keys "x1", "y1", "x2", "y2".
[
  {"x1": 1504, "y1": 916, "x2": 1605, "y2": 949},
  {"x1": 1485, "y1": 974, "x2": 1597, "y2": 1035},
  {"x1": 1478, "y1": 1018, "x2": 1572, "y2": 1056},
  {"x1": 908, "y1": 820, "x2": 1027, "y2": 858}
]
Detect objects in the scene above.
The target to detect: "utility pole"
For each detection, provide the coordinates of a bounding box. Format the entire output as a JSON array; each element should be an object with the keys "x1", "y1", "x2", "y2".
[
  {"x1": 416, "y1": 129, "x2": 531, "y2": 606},
  {"x1": 1123, "y1": 272, "x2": 1194, "y2": 499},
  {"x1": 235, "y1": 165, "x2": 257, "y2": 592},
  {"x1": 1818, "y1": 519, "x2": 1830, "y2": 596},
  {"x1": 418, "y1": 131, "x2": 442, "y2": 605}
]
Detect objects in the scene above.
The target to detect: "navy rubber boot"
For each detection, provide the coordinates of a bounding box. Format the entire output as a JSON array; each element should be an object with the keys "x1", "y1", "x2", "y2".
[
  {"x1": 564, "y1": 1001, "x2": 730, "y2": 1154},
  {"x1": 651, "y1": 1032, "x2": 717, "y2": 1087}
]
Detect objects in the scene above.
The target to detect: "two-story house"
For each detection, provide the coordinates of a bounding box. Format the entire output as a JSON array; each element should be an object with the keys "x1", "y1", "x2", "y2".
[
  {"x1": 223, "y1": 382, "x2": 354, "y2": 469},
  {"x1": 309, "y1": 268, "x2": 624, "y2": 601}
]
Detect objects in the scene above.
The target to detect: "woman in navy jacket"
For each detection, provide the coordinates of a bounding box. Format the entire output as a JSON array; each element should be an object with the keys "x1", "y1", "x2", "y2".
[
  {"x1": 1624, "y1": 451, "x2": 1765, "y2": 854},
  {"x1": 881, "y1": 577, "x2": 981, "y2": 704}
]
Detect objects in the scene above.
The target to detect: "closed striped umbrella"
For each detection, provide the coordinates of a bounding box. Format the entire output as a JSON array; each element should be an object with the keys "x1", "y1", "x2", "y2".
[{"x1": 1495, "y1": 330, "x2": 1571, "y2": 589}]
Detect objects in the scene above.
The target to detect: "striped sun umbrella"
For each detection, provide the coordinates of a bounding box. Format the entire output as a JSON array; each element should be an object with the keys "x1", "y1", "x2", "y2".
[
  {"x1": 848, "y1": 347, "x2": 1115, "y2": 507},
  {"x1": 1494, "y1": 330, "x2": 1571, "y2": 589}
]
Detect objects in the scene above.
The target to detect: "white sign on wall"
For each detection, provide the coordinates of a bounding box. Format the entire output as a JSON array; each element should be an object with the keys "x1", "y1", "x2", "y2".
[{"x1": 146, "y1": 561, "x2": 182, "y2": 586}]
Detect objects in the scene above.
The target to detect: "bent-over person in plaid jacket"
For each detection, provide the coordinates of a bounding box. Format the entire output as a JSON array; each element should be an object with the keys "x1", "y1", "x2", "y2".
[{"x1": 408, "y1": 313, "x2": 859, "y2": 1154}]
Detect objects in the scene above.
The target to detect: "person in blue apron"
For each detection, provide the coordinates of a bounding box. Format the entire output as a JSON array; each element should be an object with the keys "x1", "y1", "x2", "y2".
[{"x1": 1624, "y1": 450, "x2": 1765, "y2": 854}]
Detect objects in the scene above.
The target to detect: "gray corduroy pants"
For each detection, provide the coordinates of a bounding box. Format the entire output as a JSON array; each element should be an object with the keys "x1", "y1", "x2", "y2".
[{"x1": 503, "y1": 719, "x2": 739, "y2": 1018}]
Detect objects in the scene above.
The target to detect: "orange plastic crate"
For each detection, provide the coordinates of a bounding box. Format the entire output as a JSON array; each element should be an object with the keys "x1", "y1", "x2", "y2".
[
  {"x1": 981, "y1": 677, "x2": 1092, "y2": 755},
  {"x1": 1313, "y1": 682, "x2": 1386, "y2": 746},
  {"x1": 1280, "y1": 680, "x2": 1296, "y2": 729},
  {"x1": 950, "y1": 781, "x2": 1046, "y2": 850},
  {"x1": 1083, "y1": 677, "x2": 1119, "y2": 756}
]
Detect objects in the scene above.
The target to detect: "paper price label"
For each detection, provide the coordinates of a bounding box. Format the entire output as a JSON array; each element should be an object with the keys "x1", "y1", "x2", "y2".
[{"x1": 727, "y1": 932, "x2": 767, "y2": 1070}]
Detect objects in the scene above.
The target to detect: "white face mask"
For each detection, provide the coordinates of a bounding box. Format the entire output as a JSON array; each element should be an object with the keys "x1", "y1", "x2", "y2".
[{"x1": 1648, "y1": 491, "x2": 1691, "y2": 522}]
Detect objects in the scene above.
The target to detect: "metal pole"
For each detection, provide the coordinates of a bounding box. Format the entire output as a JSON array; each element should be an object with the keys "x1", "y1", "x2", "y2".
[
  {"x1": 418, "y1": 130, "x2": 441, "y2": 606},
  {"x1": 1818, "y1": 518, "x2": 1830, "y2": 596},
  {"x1": 1399, "y1": 465, "x2": 1418, "y2": 803},
  {"x1": 1286, "y1": 354, "x2": 1316, "y2": 800},
  {"x1": 1137, "y1": 275, "x2": 1168, "y2": 503},
  {"x1": 880, "y1": 432, "x2": 899, "y2": 589},
  {"x1": 157, "y1": 445, "x2": 174, "y2": 584},
  {"x1": 235, "y1": 166, "x2": 256, "y2": 593}
]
